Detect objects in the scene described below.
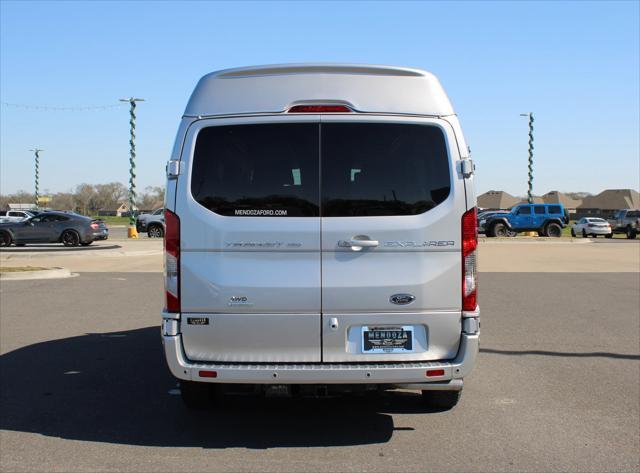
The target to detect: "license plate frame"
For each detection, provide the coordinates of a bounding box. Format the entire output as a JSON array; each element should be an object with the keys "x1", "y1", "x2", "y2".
[{"x1": 361, "y1": 325, "x2": 415, "y2": 354}]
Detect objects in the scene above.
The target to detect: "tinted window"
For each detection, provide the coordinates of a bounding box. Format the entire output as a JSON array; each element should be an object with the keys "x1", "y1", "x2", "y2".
[
  {"x1": 534, "y1": 206, "x2": 545, "y2": 214},
  {"x1": 321, "y1": 123, "x2": 450, "y2": 217},
  {"x1": 191, "y1": 124, "x2": 319, "y2": 217},
  {"x1": 548, "y1": 205, "x2": 562, "y2": 214},
  {"x1": 516, "y1": 206, "x2": 531, "y2": 215},
  {"x1": 628, "y1": 211, "x2": 640, "y2": 218}
]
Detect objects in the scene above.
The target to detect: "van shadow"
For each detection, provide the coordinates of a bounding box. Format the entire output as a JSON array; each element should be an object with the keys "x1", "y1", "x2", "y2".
[{"x1": 0, "y1": 327, "x2": 416, "y2": 449}]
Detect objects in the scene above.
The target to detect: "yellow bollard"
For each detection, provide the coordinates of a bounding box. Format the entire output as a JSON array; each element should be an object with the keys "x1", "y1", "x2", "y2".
[{"x1": 128, "y1": 226, "x2": 139, "y2": 239}]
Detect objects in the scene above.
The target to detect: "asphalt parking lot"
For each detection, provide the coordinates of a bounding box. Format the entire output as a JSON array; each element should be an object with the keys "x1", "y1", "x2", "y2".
[{"x1": 0, "y1": 242, "x2": 639, "y2": 472}]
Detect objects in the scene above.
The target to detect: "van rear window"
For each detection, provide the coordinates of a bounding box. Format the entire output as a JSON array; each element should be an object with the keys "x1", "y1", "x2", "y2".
[
  {"x1": 321, "y1": 123, "x2": 450, "y2": 217},
  {"x1": 191, "y1": 124, "x2": 320, "y2": 217},
  {"x1": 191, "y1": 122, "x2": 450, "y2": 217}
]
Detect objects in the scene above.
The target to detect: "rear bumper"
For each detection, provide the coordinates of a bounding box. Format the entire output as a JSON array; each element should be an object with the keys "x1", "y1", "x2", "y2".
[{"x1": 161, "y1": 322, "x2": 479, "y2": 391}]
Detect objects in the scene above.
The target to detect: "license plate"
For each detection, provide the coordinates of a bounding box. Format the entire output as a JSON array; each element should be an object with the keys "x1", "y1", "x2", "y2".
[{"x1": 362, "y1": 326, "x2": 414, "y2": 354}]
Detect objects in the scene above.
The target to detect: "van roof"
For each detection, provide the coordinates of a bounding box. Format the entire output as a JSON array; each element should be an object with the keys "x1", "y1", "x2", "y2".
[{"x1": 184, "y1": 63, "x2": 455, "y2": 118}]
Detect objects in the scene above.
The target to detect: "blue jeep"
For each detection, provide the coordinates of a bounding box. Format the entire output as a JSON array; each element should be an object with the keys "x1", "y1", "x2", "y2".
[{"x1": 484, "y1": 203, "x2": 569, "y2": 237}]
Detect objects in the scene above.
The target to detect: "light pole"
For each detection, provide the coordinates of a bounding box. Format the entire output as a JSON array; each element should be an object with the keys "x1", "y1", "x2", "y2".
[
  {"x1": 520, "y1": 113, "x2": 534, "y2": 204},
  {"x1": 29, "y1": 148, "x2": 43, "y2": 208},
  {"x1": 119, "y1": 97, "x2": 145, "y2": 238}
]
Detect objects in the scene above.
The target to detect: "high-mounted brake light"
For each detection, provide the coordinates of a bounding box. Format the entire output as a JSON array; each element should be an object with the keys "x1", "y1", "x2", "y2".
[
  {"x1": 164, "y1": 209, "x2": 180, "y2": 313},
  {"x1": 287, "y1": 105, "x2": 353, "y2": 113},
  {"x1": 462, "y1": 207, "x2": 478, "y2": 311}
]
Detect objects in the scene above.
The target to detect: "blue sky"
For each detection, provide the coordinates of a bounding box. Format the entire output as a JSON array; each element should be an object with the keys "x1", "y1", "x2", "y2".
[{"x1": 1, "y1": 1, "x2": 638, "y2": 196}]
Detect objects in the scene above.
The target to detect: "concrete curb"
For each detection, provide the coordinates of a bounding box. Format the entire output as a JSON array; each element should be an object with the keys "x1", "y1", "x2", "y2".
[{"x1": 0, "y1": 267, "x2": 75, "y2": 281}]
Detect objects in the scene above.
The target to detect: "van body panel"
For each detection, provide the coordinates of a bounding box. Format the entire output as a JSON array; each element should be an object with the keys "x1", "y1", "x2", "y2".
[
  {"x1": 180, "y1": 251, "x2": 320, "y2": 313},
  {"x1": 318, "y1": 115, "x2": 465, "y2": 361},
  {"x1": 175, "y1": 116, "x2": 322, "y2": 361},
  {"x1": 185, "y1": 64, "x2": 454, "y2": 117},
  {"x1": 321, "y1": 312, "x2": 461, "y2": 362},
  {"x1": 321, "y1": 251, "x2": 461, "y2": 312},
  {"x1": 181, "y1": 313, "x2": 321, "y2": 362}
]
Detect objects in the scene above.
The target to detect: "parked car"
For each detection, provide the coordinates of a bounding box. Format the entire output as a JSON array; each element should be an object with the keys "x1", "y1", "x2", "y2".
[
  {"x1": 478, "y1": 210, "x2": 515, "y2": 236},
  {"x1": 0, "y1": 211, "x2": 107, "y2": 247},
  {"x1": 136, "y1": 208, "x2": 165, "y2": 237},
  {"x1": 571, "y1": 218, "x2": 612, "y2": 238},
  {"x1": 607, "y1": 209, "x2": 640, "y2": 239},
  {"x1": 0, "y1": 210, "x2": 37, "y2": 223},
  {"x1": 91, "y1": 219, "x2": 109, "y2": 240},
  {"x1": 161, "y1": 64, "x2": 479, "y2": 411},
  {"x1": 484, "y1": 203, "x2": 569, "y2": 237}
]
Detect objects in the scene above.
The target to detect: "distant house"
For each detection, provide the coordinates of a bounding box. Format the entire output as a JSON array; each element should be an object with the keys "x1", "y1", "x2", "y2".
[
  {"x1": 97, "y1": 202, "x2": 133, "y2": 217},
  {"x1": 576, "y1": 189, "x2": 640, "y2": 218},
  {"x1": 477, "y1": 191, "x2": 520, "y2": 210},
  {"x1": 6, "y1": 203, "x2": 37, "y2": 211},
  {"x1": 516, "y1": 196, "x2": 545, "y2": 205},
  {"x1": 542, "y1": 191, "x2": 582, "y2": 213}
]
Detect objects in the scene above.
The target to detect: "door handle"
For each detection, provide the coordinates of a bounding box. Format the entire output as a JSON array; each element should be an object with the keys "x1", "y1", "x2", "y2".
[{"x1": 338, "y1": 235, "x2": 379, "y2": 251}]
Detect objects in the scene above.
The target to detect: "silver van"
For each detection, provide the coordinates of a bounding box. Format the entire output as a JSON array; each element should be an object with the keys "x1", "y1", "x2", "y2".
[{"x1": 162, "y1": 64, "x2": 479, "y2": 410}]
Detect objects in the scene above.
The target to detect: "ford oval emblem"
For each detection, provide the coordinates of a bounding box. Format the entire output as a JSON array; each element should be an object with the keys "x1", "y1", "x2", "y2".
[{"x1": 390, "y1": 294, "x2": 416, "y2": 305}]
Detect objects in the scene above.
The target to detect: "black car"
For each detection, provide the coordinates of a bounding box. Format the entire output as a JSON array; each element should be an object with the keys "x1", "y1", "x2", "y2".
[{"x1": 0, "y1": 211, "x2": 108, "y2": 247}]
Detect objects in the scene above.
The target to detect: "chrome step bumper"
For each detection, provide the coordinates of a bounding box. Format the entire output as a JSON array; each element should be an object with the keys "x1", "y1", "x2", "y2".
[{"x1": 162, "y1": 331, "x2": 478, "y2": 390}]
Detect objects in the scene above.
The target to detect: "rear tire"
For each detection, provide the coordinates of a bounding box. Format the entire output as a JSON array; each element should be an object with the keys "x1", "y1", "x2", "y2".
[
  {"x1": 545, "y1": 222, "x2": 562, "y2": 238},
  {"x1": 0, "y1": 231, "x2": 12, "y2": 247},
  {"x1": 605, "y1": 233, "x2": 613, "y2": 239},
  {"x1": 492, "y1": 222, "x2": 508, "y2": 238},
  {"x1": 61, "y1": 230, "x2": 80, "y2": 247},
  {"x1": 147, "y1": 224, "x2": 164, "y2": 238},
  {"x1": 571, "y1": 229, "x2": 576, "y2": 237},
  {"x1": 421, "y1": 390, "x2": 462, "y2": 410},
  {"x1": 582, "y1": 229, "x2": 587, "y2": 238},
  {"x1": 626, "y1": 227, "x2": 637, "y2": 239},
  {"x1": 180, "y1": 381, "x2": 212, "y2": 409}
]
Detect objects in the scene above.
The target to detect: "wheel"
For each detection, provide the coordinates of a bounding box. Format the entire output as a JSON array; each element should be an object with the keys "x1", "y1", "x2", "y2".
[
  {"x1": 492, "y1": 222, "x2": 508, "y2": 238},
  {"x1": 80, "y1": 241, "x2": 93, "y2": 246},
  {"x1": 571, "y1": 229, "x2": 576, "y2": 237},
  {"x1": 180, "y1": 381, "x2": 212, "y2": 409},
  {"x1": 421, "y1": 390, "x2": 462, "y2": 410},
  {"x1": 147, "y1": 224, "x2": 164, "y2": 238},
  {"x1": 605, "y1": 233, "x2": 613, "y2": 239},
  {"x1": 61, "y1": 230, "x2": 80, "y2": 247},
  {"x1": 0, "y1": 231, "x2": 12, "y2": 247},
  {"x1": 626, "y1": 227, "x2": 637, "y2": 239},
  {"x1": 506, "y1": 230, "x2": 517, "y2": 237},
  {"x1": 545, "y1": 222, "x2": 562, "y2": 238},
  {"x1": 582, "y1": 229, "x2": 587, "y2": 238}
]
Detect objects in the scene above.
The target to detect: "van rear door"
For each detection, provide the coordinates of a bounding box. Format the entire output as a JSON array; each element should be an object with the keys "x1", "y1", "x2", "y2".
[
  {"x1": 176, "y1": 117, "x2": 322, "y2": 363},
  {"x1": 320, "y1": 117, "x2": 464, "y2": 362}
]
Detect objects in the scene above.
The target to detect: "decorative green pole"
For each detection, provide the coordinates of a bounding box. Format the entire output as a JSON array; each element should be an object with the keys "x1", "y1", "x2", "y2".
[
  {"x1": 520, "y1": 113, "x2": 534, "y2": 204},
  {"x1": 120, "y1": 97, "x2": 144, "y2": 238},
  {"x1": 29, "y1": 148, "x2": 43, "y2": 208}
]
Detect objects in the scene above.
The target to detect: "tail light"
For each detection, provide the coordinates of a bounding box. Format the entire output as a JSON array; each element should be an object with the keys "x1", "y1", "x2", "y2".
[
  {"x1": 462, "y1": 207, "x2": 478, "y2": 311},
  {"x1": 288, "y1": 105, "x2": 352, "y2": 113},
  {"x1": 164, "y1": 209, "x2": 180, "y2": 313},
  {"x1": 90, "y1": 222, "x2": 99, "y2": 229}
]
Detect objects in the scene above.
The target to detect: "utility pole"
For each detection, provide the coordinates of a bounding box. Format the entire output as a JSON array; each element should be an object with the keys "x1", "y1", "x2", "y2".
[
  {"x1": 520, "y1": 113, "x2": 534, "y2": 204},
  {"x1": 119, "y1": 97, "x2": 145, "y2": 238},
  {"x1": 29, "y1": 148, "x2": 43, "y2": 208}
]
